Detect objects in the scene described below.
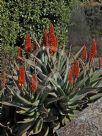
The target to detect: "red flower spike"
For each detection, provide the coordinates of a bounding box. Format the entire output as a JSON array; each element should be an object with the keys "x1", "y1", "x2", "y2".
[
  {"x1": 43, "y1": 31, "x2": 49, "y2": 48},
  {"x1": 99, "y1": 55, "x2": 102, "y2": 69},
  {"x1": 43, "y1": 23, "x2": 58, "y2": 55},
  {"x1": 49, "y1": 35, "x2": 58, "y2": 55},
  {"x1": 18, "y1": 65, "x2": 25, "y2": 88},
  {"x1": 17, "y1": 47, "x2": 23, "y2": 61},
  {"x1": 31, "y1": 74, "x2": 38, "y2": 92},
  {"x1": 72, "y1": 60, "x2": 80, "y2": 79},
  {"x1": 68, "y1": 68, "x2": 74, "y2": 85},
  {"x1": 25, "y1": 33, "x2": 32, "y2": 52},
  {"x1": 49, "y1": 23, "x2": 54, "y2": 34},
  {"x1": 82, "y1": 46, "x2": 87, "y2": 62},
  {"x1": 89, "y1": 39, "x2": 97, "y2": 64}
]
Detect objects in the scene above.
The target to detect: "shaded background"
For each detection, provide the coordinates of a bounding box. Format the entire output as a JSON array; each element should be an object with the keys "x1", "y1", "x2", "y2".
[{"x1": 68, "y1": 1, "x2": 102, "y2": 55}]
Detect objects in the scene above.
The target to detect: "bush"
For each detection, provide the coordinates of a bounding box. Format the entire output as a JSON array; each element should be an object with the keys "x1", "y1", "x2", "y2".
[{"x1": 1, "y1": 0, "x2": 82, "y2": 48}]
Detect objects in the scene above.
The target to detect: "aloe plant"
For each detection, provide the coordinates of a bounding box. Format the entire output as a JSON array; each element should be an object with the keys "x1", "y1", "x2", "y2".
[
  {"x1": 0, "y1": 43, "x2": 102, "y2": 136},
  {"x1": 0, "y1": 25, "x2": 102, "y2": 135}
]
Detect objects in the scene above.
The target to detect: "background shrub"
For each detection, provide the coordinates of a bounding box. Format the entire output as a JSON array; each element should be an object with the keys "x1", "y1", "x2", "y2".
[{"x1": 1, "y1": 0, "x2": 82, "y2": 48}]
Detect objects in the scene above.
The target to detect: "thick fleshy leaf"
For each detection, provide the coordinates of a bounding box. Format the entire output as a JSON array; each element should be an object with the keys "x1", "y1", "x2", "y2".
[{"x1": 32, "y1": 118, "x2": 43, "y2": 134}]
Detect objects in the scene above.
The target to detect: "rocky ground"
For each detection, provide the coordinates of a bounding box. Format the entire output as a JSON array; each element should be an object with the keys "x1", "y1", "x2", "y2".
[{"x1": 57, "y1": 96, "x2": 102, "y2": 136}]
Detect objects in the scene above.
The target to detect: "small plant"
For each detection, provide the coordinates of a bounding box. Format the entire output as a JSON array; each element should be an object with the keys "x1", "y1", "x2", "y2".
[{"x1": 0, "y1": 24, "x2": 102, "y2": 136}]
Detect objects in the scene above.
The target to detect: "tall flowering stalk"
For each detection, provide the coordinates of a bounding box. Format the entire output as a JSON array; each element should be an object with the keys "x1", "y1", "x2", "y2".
[
  {"x1": 43, "y1": 23, "x2": 58, "y2": 55},
  {"x1": 49, "y1": 23, "x2": 58, "y2": 55},
  {"x1": 49, "y1": 34, "x2": 58, "y2": 55},
  {"x1": 89, "y1": 39, "x2": 97, "y2": 64},
  {"x1": 68, "y1": 60, "x2": 80, "y2": 85},
  {"x1": 68, "y1": 68, "x2": 74, "y2": 85},
  {"x1": 82, "y1": 45, "x2": 87, "y2": 62},
  {"x1": 18, "y1": 65, "x2": 25, "y2": 88},
  {"x1": 72, "y1": 60, "x2": 80, "y2": 79},
  {"x1": 31, "y1": 74, "x2": 38, "y2": 92},
  {"x1": 17, "y1": 47, "x2": 22, "y2": 61},
  {"x1": 25, "y1": 33, "x2": 32, "y2": 52},
  {"x1": 49, "y1": 23, "x2": 54, "y2": 34}
]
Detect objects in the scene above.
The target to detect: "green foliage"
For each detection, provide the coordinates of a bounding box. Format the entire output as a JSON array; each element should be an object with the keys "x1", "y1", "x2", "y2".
[
  {"x1": 1, "y1": 0, "x2": 77, "y2": 47},
  {"x1": 0, "y1": 0, "x2": 19, "y2": 47},
  {"x1": 0, "y1": 44, "x2": 102, "y2": 135}
]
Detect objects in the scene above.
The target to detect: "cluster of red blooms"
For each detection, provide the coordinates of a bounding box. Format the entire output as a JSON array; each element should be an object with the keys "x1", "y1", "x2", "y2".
[
  {"x1": 89, "y1": 39, "x2": 97, "y2": 64},
  {"x1": 31, "y1": 74, "x2": 38, "y2": 92},
  {"x1": 82, "y1": 45, "x2": 87, "y2": 62},
  {"x1": 43, "y1": 23, "x2": 58, "y2": 55},
  {"x1": 68, "y1": 39, "x2": 102, "y2": 85},
  {"x1": 17, "y1": 33, "x2": 33, "y2": 61},
  {"x1": 18, "y1": 65, "x2": 39, "y2": 91},
  {"x1": 17, "y1": 23, "x2": 58, "y2": 90},
  {"x1": 68, "y1": 60, "x2": 80, "y2": 85},
  {"x1": 17, "y1": 33, "x2": 38, "y2": 91},
  {"x1": 82, "y1": 39, "x2": 97, "y2": 64},
  {"x1": 18, "y1": 65, "x2": 25, "y2": 88},
  {"x1": 17, "y1": 47, "x2": 22, "y2": 61},
  {"x1": 25, "y1": 33, "x2": 33, "y2": 52},
  {"x1": 16, "y1": 28, "x2": 101, "y2": 87}
]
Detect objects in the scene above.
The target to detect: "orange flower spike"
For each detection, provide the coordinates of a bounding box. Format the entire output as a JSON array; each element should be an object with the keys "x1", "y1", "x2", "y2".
[
  {"x1": 43, "y1": 31, "x2": 49, "y2": 48},
  {"x1": 76, "y1": 61, "x2": 80, "y2": 78},
  {"x1": 17, "y1": 47, "x2": 22, "y2": 61},
  {"x1": 82, "y1": 46, "x2": 87, "y2": 62},
  {"x1": 99, "y1": 55, "x2": 102, "y2": 69},
  {"x1": 49, "y1": 23, "x2": 54, "y2": 34},
  {"x1": 25, "y1": 33, "x2": 32, "y2": 52},
  {"x1": 31, "y1": 74, "x2": 38, "y2": 92},
  {"x1": 49, "y1": 23, "x2": 55, "y2": 42},
  {"x1": 68, "y1": 68, "x2": 74, "y2": 85},
  {"x1": 48, "y1": 23, "x2": 58, "y2": 55},
  {"x1": 18, "y1": 65, "x2": 25, "y2": 88},
  {"x1": 89, "y1": 38, "x2": 97, "y2": 63},
  {"x1": 49, "y1": 35, "x2": 58, "y2": 55},
  {"x1": 72, "y1": 60, "x2": 80, "y2": 79},
  {"x1": 49, "y1": 23, "x2": 55, "y2": 47}
]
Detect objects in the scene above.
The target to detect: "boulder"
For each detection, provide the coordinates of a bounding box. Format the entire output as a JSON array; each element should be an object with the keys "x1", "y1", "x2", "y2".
[{"x1": 57, "y1": 97, "x2": 102, "y2": 136}]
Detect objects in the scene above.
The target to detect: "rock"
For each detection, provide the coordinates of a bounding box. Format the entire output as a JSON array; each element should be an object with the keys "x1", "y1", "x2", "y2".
[
  {"x1": 68, "y1": 2, "x2": 102, "y2": 55},
  {"x1": 68, "y1": 5, "x2": 91, "y2": 51},
  {"x1": 56, "y1": 97, "x2": 102, "y2": 136}
]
